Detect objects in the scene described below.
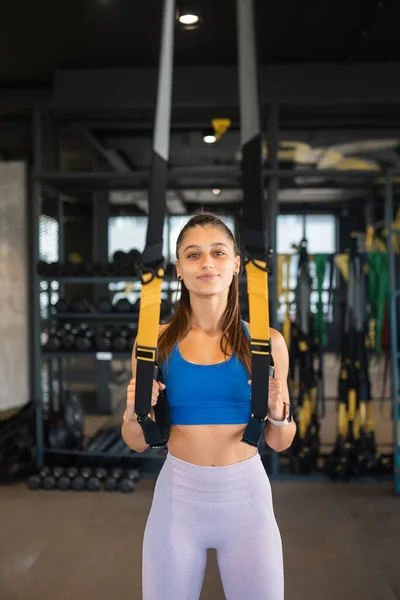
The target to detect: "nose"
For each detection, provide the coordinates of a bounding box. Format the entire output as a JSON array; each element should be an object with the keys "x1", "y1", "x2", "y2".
[{"x1": 201, "y1": 255, "x2": 214, "y2": 270}]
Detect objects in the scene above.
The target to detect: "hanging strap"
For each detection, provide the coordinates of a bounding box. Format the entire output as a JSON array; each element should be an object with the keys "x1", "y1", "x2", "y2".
[
  {"x1": 237, "y1": 0, "x2": 278, "y2": 448},
  {"x1": 367, "y1": 251, "x2": 389, "y2": 358},
  {"x1": 134, "y1": 0, "x2": 175, "y2": 448},
  {"x1": 282, "y1": 254, "x2": 291, "y2": 349},
  {"x1": 314, "y1": 253, "x2": 328, "y2": 347}
]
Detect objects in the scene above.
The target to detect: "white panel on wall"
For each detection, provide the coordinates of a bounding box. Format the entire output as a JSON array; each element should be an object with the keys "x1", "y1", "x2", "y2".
[{"x1": 0, "y1": 162, "x2": 29, "y2": 411}]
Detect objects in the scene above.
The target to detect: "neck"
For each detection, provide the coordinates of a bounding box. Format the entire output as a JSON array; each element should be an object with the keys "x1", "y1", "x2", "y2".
[{"x1": 188, "y1": 292, "x2": 228, "y2": 334}]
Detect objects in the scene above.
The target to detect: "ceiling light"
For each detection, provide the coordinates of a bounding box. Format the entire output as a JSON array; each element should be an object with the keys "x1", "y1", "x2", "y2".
[
  {"x1": 203, "y1": 134, "x2": 217, "y2": 144},
  {"x1": 212, "y1": 188, "x2": 221, "y2": 195},
  {"x1": 176, "y1": 3, "x2": 201, "y2": 30},
  {"x1": 179, "y1": 13, "x2": 199, "y2": 25}
]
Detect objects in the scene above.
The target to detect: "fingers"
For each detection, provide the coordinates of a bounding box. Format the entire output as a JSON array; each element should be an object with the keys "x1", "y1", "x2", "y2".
[
  {"x1": 126, "y1": 379, "x2": 136, "y2": 418},
  {"x1": 126, "y1": 378, "x2": 165, "y2": 416}
]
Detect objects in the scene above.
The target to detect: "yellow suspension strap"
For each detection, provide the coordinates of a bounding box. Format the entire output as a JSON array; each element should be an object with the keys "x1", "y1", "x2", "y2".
[
  {"x1": 282, "y1": 254, "x2": 292, "y2": 350},
  {"x1": 134, "y1": 0, "x2": 175, "y2": 448},
  {"x1": 236, "y1": 0, "x2": 291, "y2": 448}
]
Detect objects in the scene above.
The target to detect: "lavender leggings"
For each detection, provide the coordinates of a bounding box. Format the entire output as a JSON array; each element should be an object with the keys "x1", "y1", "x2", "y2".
[{"x1": 142, "y1": 451, "x2": 284, "y2": 600}]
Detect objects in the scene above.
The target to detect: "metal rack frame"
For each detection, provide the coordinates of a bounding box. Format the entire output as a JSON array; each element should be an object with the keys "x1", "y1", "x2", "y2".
[
  {"x1": 31, "y1": 104, "x2": 398, "y2": 486},
  {"x1": 384, "y1": 171, "x2": 400, "y2": 495}
]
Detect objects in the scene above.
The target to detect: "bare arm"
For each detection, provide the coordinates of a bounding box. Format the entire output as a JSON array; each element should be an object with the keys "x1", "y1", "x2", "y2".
[{"x1": 264, "y1": 328, "x2": 297, "y2": 452}]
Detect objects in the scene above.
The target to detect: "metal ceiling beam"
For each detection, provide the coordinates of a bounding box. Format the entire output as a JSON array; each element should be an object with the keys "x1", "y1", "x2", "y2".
[
  {"x1": 81, "y1": 128, "x2": 133, "y2": 173},
  {"x1": 33, "y1": 169, "x2": 387, "y2": 195}
]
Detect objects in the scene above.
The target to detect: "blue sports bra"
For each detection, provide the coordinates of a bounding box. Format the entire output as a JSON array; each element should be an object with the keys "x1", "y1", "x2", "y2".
[{"x1": 160, "y1": 321, "x2": 251, "y2": 425}]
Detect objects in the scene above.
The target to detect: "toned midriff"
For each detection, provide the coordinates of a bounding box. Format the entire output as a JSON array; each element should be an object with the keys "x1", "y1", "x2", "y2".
[{"x1": 168, "y1": 424, "x2": 257, "y2": 466}]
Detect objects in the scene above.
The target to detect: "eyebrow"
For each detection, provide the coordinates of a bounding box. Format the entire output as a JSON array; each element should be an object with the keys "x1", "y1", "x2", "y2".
[{"x1": 183, "y1": 243, "x2": 228, "y2": 252}]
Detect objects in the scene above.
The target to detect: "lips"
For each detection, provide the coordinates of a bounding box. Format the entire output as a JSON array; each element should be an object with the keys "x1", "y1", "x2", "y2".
[{"x1": 198, "y1": 274, "x2": 218, "y2": 280}]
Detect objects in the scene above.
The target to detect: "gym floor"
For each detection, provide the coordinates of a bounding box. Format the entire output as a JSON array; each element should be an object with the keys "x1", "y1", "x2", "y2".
[{"x1": 1, "y1": 477, "x2": 399, "y2": 600}]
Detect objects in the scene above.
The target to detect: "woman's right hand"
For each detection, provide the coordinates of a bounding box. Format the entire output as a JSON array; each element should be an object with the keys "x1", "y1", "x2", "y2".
[{"x1": 124, "y1": 377, "x2": 166, "y2": 422}]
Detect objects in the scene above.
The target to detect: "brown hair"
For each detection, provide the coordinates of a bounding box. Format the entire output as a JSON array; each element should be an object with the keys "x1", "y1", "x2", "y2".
[{"x1": 157, "y1": 212, "x2": 251, "y2": 375}]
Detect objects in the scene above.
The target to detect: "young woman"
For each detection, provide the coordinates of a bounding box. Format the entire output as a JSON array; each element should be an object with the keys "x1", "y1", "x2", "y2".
[{"x1": 122, "y1": 212, "x2": 296, "y2": 600}]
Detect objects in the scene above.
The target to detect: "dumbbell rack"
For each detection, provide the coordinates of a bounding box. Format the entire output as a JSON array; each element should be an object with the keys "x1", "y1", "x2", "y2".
[{"x1": 36, "y1": 270, "x2": 176, "y2": 481}]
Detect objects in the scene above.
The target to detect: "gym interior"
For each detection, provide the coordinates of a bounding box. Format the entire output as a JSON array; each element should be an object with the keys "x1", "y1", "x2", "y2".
[{"x1": 1, "y1": 1, "x2": 400, "y2": 599}]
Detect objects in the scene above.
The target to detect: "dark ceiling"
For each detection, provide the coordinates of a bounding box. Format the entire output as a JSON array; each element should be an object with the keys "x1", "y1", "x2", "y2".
[
  {"x1": 0, "y1": 0, "x2": 399, "y2": 84},
  {"x1": 2, "y1": 0, "x2": 400, "y2": 215}
]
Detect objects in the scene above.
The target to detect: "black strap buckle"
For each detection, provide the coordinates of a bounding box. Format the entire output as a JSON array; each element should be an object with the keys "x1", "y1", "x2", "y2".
[
  {"x1": 136, "y1": 345, "x2": 157, "y2": 363},
  {"x1": 244, "y1": 248, "x2": 273, "y2": 274},
  {"x1": 250, "y1": 338, "x2": 271, "y2": 356},
  {"x1": 137, "y1": 257, "x2": 165, "y2": 285}
]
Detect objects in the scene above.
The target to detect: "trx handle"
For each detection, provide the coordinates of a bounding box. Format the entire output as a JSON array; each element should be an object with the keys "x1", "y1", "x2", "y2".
[{"x1": 134, "y1": 0, "x2": 175, "y2": 448}]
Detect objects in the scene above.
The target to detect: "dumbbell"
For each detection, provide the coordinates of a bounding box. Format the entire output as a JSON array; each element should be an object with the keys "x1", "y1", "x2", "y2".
[
  {"x1": 41, "y1": 466, "x2": 57, "y2": 490},
  {"x1": 71, "y1": 474, "x2": 86, "y2": 491},
  {"x1": 43, "y1": 328, "x2": 62, "y2": 351},
  {"x1": 80, "y1": 466, "x2": 93, "y2": 479},
  {"x1": 87, "y1": 477, "x2": 101, "y2": 492},
  {"x1": 27, "y1": 474, "x2": 42, "y2": 490},
  {"x1": 112, "y1": 251, "x2": 137, "y2": 276},
  {"x1": 103, "y1": 467, "x2": 123, "y2": 492},
  {"x1": 75, "y1": 325, "x2": 95, "y2": 351},
  {"x1": 51, "y1": 466, "x2": 70, "y2": 491},
  {"x1": 52, "y1": 466, "x2": 64, "y2": 478},
  {"x1": 57, "y1": 475, "x2": 71, "y2": 490},
  {"x1": 125, "y1": 469, "x2": 141, "y2": 482},
  {"x1": 95, "y1": 467, "x2": 108, "y2": 481},
  {"x1": 67, "y1": 466, "x2": 79, "y2": 478},
  {"x1": 127, "y1": 249, "x2": 142, "y2": 266},
  {"x1": 83, "y1": 467, "x2": 105, "y2": 491},
  {"x1": 60, "y1": 324, "x2": 78, "y2": 350},
  {"x1": 96, "y1": 328, "x2": 113, "y2": 351},
  {"x1": 118, "y1": 478, "x2": 135, "y2": 494},
  {"x1": 54, "y1": 298, "x2": 69, "y2": 313},
  {"x1": 112, "y1": 327, "x2": 130, "y2": 352}
]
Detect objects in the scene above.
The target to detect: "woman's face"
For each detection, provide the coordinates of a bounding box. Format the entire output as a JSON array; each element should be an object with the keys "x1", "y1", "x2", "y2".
[{"x1": 175, "y1": 225, "x2": 240, "y2": 297}]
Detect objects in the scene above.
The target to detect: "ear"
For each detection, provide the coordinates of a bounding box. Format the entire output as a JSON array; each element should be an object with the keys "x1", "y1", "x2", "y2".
[
  {"x1": 175, "y1": 260, "x2": 180, "y2": 279},
  {"x1": 234, "y1": 256, "x2": 240, "y2": 274}
]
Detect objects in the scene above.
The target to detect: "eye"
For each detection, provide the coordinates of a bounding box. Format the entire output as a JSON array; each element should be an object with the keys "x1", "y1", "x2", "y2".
[{"x1": 187, "y1": 253, "x2": 199, "y2": 259}]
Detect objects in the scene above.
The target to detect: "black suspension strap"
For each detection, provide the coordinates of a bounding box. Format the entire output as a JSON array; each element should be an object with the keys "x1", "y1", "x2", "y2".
[
  {"x1": 236, "y1": 0, "x2": 277, "y2": 448},
  {"x1": 134, "y1": 0, "x2": 175, "y2": 448}
]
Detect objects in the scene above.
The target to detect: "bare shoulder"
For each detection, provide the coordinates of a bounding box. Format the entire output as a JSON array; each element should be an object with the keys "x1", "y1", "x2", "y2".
[{"x1": 270, "y1": 328, "x2": 288, "y2": 351}]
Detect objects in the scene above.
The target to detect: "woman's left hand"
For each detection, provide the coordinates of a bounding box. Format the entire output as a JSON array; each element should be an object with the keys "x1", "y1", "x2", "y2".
[{"x1": 248, "y1": 378, "x2": 285, "y2": 421}]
